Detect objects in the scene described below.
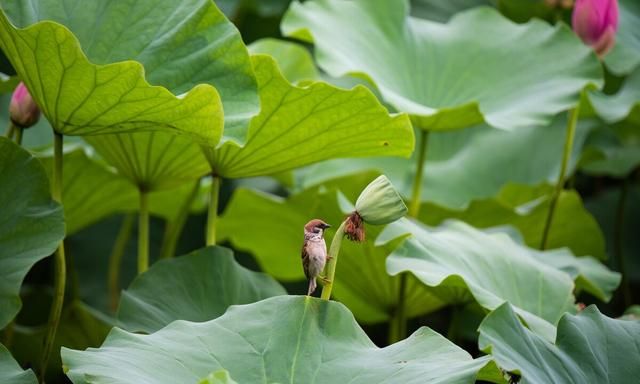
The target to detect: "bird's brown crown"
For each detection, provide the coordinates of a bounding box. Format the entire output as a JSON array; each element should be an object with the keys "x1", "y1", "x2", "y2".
[{"x1": 304, "y1": 219, "x2": 330, "y2": 232}]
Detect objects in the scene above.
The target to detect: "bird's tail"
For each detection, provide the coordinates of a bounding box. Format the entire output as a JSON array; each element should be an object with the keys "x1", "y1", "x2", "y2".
[{"x1": 307, "y1": 278, "x2": 317, "y2": 296}]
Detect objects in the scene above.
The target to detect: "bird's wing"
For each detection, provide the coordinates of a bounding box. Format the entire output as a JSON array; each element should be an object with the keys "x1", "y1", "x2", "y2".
[{"x1": 301, "y1": 242, "x2": 311, "y2": 280}]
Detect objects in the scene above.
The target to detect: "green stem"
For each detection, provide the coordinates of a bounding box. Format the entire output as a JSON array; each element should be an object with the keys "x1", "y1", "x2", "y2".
[
  {"x1": 614, "y1": 178, "x2": 632, "y2": 307},
  {"x1": 5, "y1": 121, "x2": 15, "y2": 139},
  {"x1": 388, "y1": 274, "x2": 407, "y2": 343},
  {"x1": 160, "y1": 180, "x2": 200, "y2": 258},
  {"x1": 40, "y1": 132, "x2": 66, "y2": 383},
  {"x1": 389, "y1": 129, "x2": 429, "y2": 343},
  {"x1": 388, "y1": 315, "x2": 400, "y2": 343},
  {"x1": 320, "y1": 221, "x2": 347, "y2": 300},
  {"x1": 206, "y1": 175, "x2": 221, "y2": 246},
  {"x1": 409, "y1": 130, "x2": 429, "y2": 217},
  {"x1": 108, "y1": 214, "x2": 135, "y2": 312},
  {"x1": 540, "y1": 106, "x2": 579, "y2": 250},
  {"x1": 137, "y1": 190, "x2": 150, "y2": 274},
  {"x1": 14, "y1": 126, "x2": 23, "y2": 145}
]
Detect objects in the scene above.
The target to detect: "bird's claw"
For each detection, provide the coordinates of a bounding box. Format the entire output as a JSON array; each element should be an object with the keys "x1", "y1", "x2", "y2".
[{"x1": 319, "y1": 275, "x2": 332, "y2": 285}]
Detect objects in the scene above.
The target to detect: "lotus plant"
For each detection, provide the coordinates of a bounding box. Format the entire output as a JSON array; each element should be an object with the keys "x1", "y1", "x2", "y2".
[
  {"x1": 541, "y1": 0, "x2": 619, "y2": 251},
  {"x1": 320, "y1": 175, "x2": 407, "y2": 300}
]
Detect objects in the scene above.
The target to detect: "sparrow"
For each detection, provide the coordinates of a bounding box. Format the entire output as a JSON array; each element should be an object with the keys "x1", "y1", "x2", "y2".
[{"x1": 301, "y1": 219, "x2": 331, "y2": 296}]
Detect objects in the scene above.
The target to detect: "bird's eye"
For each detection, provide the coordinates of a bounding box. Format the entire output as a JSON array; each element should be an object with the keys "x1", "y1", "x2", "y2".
[{"x1": 314, "y1": 227, "x2": 322, "y2": 233}]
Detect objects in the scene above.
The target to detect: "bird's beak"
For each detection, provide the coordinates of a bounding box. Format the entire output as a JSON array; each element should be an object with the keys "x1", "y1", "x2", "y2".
[{"x1": 322, "y1": 223, "x2": 331, "y2": 229}]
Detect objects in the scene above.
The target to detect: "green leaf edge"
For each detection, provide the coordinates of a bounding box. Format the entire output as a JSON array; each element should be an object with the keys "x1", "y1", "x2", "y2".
[
  {"x1": 282, "y1": 2, "x2": 604, "y2": 132},
  {"x1": 0, "y1": 9, "x2": 224, "y2": 146}
]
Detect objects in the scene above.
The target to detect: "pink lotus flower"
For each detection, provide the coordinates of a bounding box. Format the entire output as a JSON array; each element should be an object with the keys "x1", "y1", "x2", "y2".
[
  {"x1": 572, "y1": 0, "x2": 619, "y2": 57},
  {"x1": 9, "y1": 82, "x2": 40, "y2": 128}
]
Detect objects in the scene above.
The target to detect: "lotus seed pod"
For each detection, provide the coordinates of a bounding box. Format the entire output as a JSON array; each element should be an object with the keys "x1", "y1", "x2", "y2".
[{"x1": 354, "y1": 175, "x2": 407, "y2": 225}]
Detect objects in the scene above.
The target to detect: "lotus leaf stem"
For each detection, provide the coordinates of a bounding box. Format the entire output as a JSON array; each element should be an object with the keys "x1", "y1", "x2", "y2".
[
  {"x1": 409, "y1": 130, "x2": 429, "y2": 217},
  {"x1": 389, "y1": 274, "x2": 408, "y2": 343},
  {"x1": 541, "y1": 105, "x2": 579, "y2": 250},
  {"x1": 320, "y1": 220, "x2": 347, "y2": 300},
  {"x1": 40, "y1": 132, "x2": 66, "y2": 383},
  {"x1": 108, "y1": 213, "x2": 135, "y2": 312},
  {"x1": 206, "y1": 175, "x2": 221, "y2": 246},
  {"x1": 161, "y1": 180, "x2": 200, "y2": 258},
  {"x1": 390, "y1": 129, "x2": 429, "y2": 343},
  {"x1": 14, "y1": 126, "x2": 23, "y2": 145},
  {"x1": 137, "y1": 190, "x2": 150, "y2": 274}
]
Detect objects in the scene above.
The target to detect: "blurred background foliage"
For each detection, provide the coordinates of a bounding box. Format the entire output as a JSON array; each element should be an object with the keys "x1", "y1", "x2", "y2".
[{"x1": 0, "y1": 0, "x2": 638, "y2": 382}]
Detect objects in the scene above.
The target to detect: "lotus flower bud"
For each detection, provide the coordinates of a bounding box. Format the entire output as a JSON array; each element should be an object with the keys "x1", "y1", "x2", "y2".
[
  {"x1": 355, "y1": 175, "x2": 407, "y2": 225},
  {"x1": 572, "y1": 0, "x2": 619, "y2": 57},
  {"x1": 9, "y1": 82, "x2": 40, "y2": 128},
  {"x1": 344, "y1": 176, "x2": 407, "y2": 242}
]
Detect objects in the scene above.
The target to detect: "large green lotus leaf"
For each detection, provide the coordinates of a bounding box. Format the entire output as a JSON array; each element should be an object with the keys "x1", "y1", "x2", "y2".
[
  {"x1": 85, "y1": 131, "x2": 210, "y2": 191},
  {"x1": 0, "y1": 0, "x2": 258, "y2": 143},
  {"x1": 0, "y1": 343, "x2": 36, "y2": 384},
  {"x1": 420, "y1": 185, "x2": 620, "y2": 301},
  {"x1": 605, "y1": 0, "x2": 640, "y2": 75},
  {"x1": 0, "y1": 137, "x2": 64, "y2": 329},
  {"x1": 63, "y1": 296, "x2": 491, "y2": 384},
  {"x1": 584, "y1": 69, "x2": 640, "y2": 177},
  {"x1": 294, "y1": 116, "x2": 594, "y2": 208},
  {"x1": 582, "y1": 66, "x2": 640, "y2": 178},
  {"x1": 218, "y1": 177, "x2": 446, "y2": 323},
  {"x1": 0, "y1": 89, "x2": 81, "y2": 149},
  {"x1": 410, "y1": 0, "x2": 493, "y2": 22},
  {"x1": 282, "y1": 1, "x2": 602, "y2": 131},
  {"x1": 420, "y1": 183, "x2": 606, "y2": 260},
  {"x1": 419, "y1": 184, "x2": 619, "y2": 301},
  {"x1": 403, "y1": 0, "x2": 555, "y2": 25},
  {"x1": 478, "y1": 303, "x2": 640, "y2": 383},
  {"x1": 582, "y1": 145, "x2": 640, "y2": 178},
  {"x1": 117, "y1": 246, "x2": 286, "y2": 333},
  {"x1": 533, "y1": 249, "x2": 620, "y2": 303},
  {"x1": 377, "y1": 219, "x2": 576, "y2": 340},
  {"x1": 432, "y1": 185, "x2": 620, "y2": 301},
  {"x1": 589, "y1": 67, "x2": 640, "y2": 124},
  {"x1": 207, "y1": 55, "x2": 414, "y2": 178},
  {"x1": 580, "y1": 122, "x2": 640, "y2": 177},
  {"x1": 0, "y1": 12, "x2": 222, "y2": 145},
  {"x1": 37, "y1": 146, "x2": 207, "y2": 234},
  {"x1": 248, "y1": 38, "x2": 319, "y2": 83}
]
